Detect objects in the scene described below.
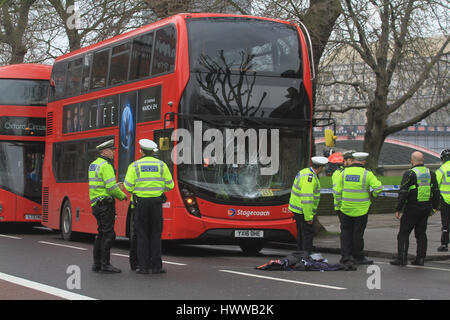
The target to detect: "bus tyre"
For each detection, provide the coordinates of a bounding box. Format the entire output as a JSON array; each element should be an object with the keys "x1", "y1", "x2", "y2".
[
  {"x1": 239, "y1": 240, "x2": 264, "y2": 255},
  {"x1": 60, "y1": 199, "x2": 73, "y2": 241}
]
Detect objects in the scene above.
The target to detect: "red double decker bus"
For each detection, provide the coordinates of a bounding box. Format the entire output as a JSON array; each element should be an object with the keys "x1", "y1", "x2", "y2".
[
  {"x1": 42, "y1": 13, "x2": 313, "y2": 253},
  {"x1": 0, "y1": 64, "x2": 51, "y2": 223}
]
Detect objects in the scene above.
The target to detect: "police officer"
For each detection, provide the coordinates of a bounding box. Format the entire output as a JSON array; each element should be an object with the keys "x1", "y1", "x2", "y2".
[
  {"x1": 437, "y1": 149, "x2": 450, "y2": 252},
  {"x1": 390, "y1": 152, "x2": 439, "y2": 266},
  {"x1": 124, "y1": 139, "x2": 174, "y2": 274},
  {"x1": 331, "y1": 150, "x2": 355, "y2": 213},
  {"x1": 289, "y1": 156, "x2": 328, "y2": 254},
  {"x1": 334, "y1": 152, "x2": 383, "y2": 267},
  {"x1": 89, "y1": 139, "x2": 127, "y2": 273}
]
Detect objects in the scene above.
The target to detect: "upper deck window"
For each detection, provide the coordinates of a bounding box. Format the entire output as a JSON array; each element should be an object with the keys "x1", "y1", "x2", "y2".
[
  {"x1": 187, "y1": 17, "x2": 301, "y2": 78},
  {"x1": 109, "y1": 42, "x2": 131, "y2": 85},
  {"x1": 130, "y1": 33, "x2": 153, "y2": 80},
  {"x1": 90, "y1": 49, "x2": 110, "y2": 90},
  {"x1": 152, "y1": 26, "x2": 176, "y2": 75},
  {"x1": 81, "y1": 53, "x2": 93, "y2": 93},
  {"x1": 50, "y1": 25, "x2": 176, "y2": 101},
  {"x1": 65, "y1": 58, "x2": 83, "y2": 96},
  {"x1": 0, "y1": 79, "x2": 49, "y2": 106}
]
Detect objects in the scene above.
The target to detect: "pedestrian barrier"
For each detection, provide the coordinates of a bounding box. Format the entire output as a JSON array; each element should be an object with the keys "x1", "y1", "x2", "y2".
[
  {"x1": 317, "y1": 186, "x2": 400, "y2": 215},
  {"x1": 320, "y1": 185, "x2": 400, "y2": 197}
]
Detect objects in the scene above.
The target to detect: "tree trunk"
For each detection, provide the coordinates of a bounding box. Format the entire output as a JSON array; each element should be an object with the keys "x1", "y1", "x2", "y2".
[
  {"x1": 9, "y1": 40, "x2": 27, "y2": 64},
  {"x1": 363, "y1": 100, "x2": 387, "y2": 171}
]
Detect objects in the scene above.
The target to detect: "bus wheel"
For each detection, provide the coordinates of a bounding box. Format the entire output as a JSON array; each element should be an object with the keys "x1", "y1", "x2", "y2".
[
  {"x1": 60, "y1": 199, "x2": 73, "y2": 241},
  {"x1": 239, "y1": 240, "x2": 264, "y2": 255}
]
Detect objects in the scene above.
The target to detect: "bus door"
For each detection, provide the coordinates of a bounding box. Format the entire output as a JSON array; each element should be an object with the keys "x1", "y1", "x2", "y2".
[{"x1": 153, "y1": 128, "x2": 174, "y2": 238}]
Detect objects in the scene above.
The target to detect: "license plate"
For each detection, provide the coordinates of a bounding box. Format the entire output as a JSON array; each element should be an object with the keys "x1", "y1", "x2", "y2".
[
  {"x1": 25, "y1": 214, "x2": 41, "y2": 220},
  {"x1": 234, "y1": 230, "x2": 264, "y2": 238}
]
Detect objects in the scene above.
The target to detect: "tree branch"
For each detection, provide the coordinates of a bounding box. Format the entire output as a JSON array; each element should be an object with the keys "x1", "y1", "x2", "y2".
[
  {"x1": 344, "y1": 0, "x2": 377, "y2": 71},
  {"x1": 315, "y1": 104, "x2": 367, "y2": 113},
  {"x1": 387, "y1": 35, "x2": 450, "y2": 115},
  {"x1": 385, "y1": 96, "x2": 450, "y2": 135}
]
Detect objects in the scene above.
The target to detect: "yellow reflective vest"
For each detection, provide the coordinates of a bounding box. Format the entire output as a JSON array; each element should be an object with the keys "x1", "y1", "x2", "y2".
[
  {"x1": 288, "y1": 167, "x2": 321, "y2": 222},
  {"x1": 408, "y1": 166, "x2": 432, "y2": 202},
  {"x1": 124, "y1": 156, "x2": 174, "y2": 198},
  {"x1": 88, "y1": 157, "x2": 126, "y2": 207},
  {"x1": 334, "y1": 164, "x2": 383, "y2": 217},
  {"x1": 436, "y1": 160, "x2": 450, "y2": 204},
  {"x1": 332, "y1": 166, "x2": 344, "y2": 211}
]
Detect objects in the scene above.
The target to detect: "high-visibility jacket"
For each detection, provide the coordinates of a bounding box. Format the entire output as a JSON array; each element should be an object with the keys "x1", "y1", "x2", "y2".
[
  {"x1": 89, "y1": 157, "x2": 126, "y2": 207},
  {"x1": 124, "y1": 156, "x2": 174, "y2": 198},
  {"x1": 288, "y1": 167, "x2": 321, "y2": 222},
  {"x1": 408, "y1": 166, "x2": 431, "y2": 202},
  {"x1": 334, "y1": 164, "x2": 383, "y2": 217},
  {"x1": 436, "y1": 160, "x2": 450, "y2": 204},
  {"x1": 331, "y1": 166, "x2": 344, "y2": 211}
]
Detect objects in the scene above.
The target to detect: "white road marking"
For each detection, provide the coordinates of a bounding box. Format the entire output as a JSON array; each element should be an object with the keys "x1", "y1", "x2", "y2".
[
  {"x1": 219, "y1": 270, "x2": 347, "y2": 290},
  {"x1": 38, "y1": 241, "x2": 88, "y2": 251},
  {"x1": 0, "y1": 234, "x2": 22, "y2": 240},
  {"x1": 376, "y1": 261, "x2": 450, "y2": 272},
  {"x1": 111, "y1": 253, "x2": 187, "y2": 266},
  {"x1": 0, "y1": 272, "x2": 96, "y2": 300}
]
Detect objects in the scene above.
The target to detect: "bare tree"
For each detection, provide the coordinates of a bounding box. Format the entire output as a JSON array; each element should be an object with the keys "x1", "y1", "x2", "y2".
[
  {"x1": 317, "y1": 0, "x2": 449, "y2": 169},
  {"x1": 233, "y1": 0, "x2": 343, "y2": 102},
  {"x1": 48, "y1": 0, "x2": 152, "y2": 51},
  {"x1": 146, "y1": 0, "x2": 192, "y2": 18},
  {"x1": 0, "y1": 0, "x2": 36, "y2": 64}
]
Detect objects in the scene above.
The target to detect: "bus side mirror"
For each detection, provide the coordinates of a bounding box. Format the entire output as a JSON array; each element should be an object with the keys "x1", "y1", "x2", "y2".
[
  {"x1": 159, "y1": 137, "x2": 170, "y2": 151},
  {"x1": 325, "y1": 129, "x2": 337, "y2": 147}
]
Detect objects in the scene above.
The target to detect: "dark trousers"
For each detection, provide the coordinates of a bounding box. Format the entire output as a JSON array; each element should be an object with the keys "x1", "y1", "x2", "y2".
[
  {"x1": 135, "y1": 196, "x2": 163, "y2": 271},
  {"x1": 129, "y1": 207, "x2": 138, "y2": 269},
  {"x1": 92, "y1": 203, "x2": 116, "y2": 266},
  {"x1": 440, "y1": 200, "x2": 449, "y2": 246},
  {"x1": 397, "y1": 205, "x2": 430, "y2": 261},
  {"x1": 294, "y1": 214, "x2": 315, "y2": 254},
  {"x1": 338, "y1": 211, "x2": 368, "y2": 263}
]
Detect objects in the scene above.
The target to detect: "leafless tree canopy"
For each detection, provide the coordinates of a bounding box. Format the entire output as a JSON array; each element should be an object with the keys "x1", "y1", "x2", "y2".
[
  {"x1": 315, "y1": 0, "x2": 449, "y2": 169},
  {"x1": 0, "y1": 0, "x2": 448, "y2": 170}
]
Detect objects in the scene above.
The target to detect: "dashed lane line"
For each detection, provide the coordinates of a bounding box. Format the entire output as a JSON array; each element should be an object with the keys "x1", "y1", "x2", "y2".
[
  {"x1": 0, "y1": 272, "x2": 96, "y2": 300},
  {"x1": 111, "y1": 253, "x2": 187, "y2": 266},
  {"x1": 219, "y1": 270, "x2": 347, "y2": 290},
  {"x1": 0, "y1": 234, "x2": 22, "y2": 240},
  {"x1": 38, "y1": 241, "x2": 88, "y2": 251},
  {"x1": 375, "y1": 261, "x2": 450, "y2": 272}
]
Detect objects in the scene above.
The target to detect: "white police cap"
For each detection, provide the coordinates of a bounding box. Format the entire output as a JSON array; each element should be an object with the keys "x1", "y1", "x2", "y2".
[
  {"x1": 139, "y1": 139, "x2": 158, "y2": 151},
  {"x1": 96, "y1": 139, "x2": 115, "y2": 151},
  {"x1": 352, "y1": 152, "x2": 369, "y2": 161},
  {"x1": 311, "y1": 156, "x2": 329, "y2": 166}
]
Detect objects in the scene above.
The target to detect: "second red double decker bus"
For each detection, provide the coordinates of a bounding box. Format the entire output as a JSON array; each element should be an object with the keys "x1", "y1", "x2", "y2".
[
  {"x1": 42, "y1": 13, "x2": 313, "y2": 253},
  {"x1": 0, "y1": 64, "x2": 51, "y2": 223}
]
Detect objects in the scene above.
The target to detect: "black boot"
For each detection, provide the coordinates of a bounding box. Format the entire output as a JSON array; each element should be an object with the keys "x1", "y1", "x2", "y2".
[
  {"x1": 437, "y1": 245, "x2": 448, "y2": 252},
  {"x1": 101, "y1": 264, "x2": 122, "y2": 273},
  {"x1": 390, "y1": 258, "x2": 407, "y2": 266},
  {"x1": 354, "y1": 257, "x2": 373, "y2": 265},
  {"x1": 410, "y1": 258, "x2": 425, "y2": 266}
]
